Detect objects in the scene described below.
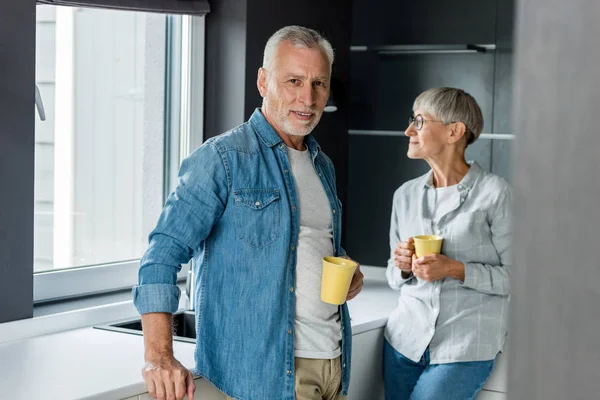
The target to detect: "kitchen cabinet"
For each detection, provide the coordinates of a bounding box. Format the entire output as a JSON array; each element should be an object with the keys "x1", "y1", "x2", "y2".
[
  {"x1": 478, "y1": 390, "x2": 507, "y2": 400},
  {"x1": 347, "y1": 328, "x2": 385, "y2": 400},
  {"x1": 352, "y1": 0, "x2": 497, "y2": 46},
  {"x1": 484, "y1": 351, "x2": 508, "y2": 393},
  {"x1": 138, "y1": 377, "x2": 224, "y2": 400}
]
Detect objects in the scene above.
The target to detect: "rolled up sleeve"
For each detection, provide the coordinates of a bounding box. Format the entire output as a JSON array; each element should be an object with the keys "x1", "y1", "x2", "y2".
[{"x1": 133, "y1": 142, "x2": 229, "y2": 315}]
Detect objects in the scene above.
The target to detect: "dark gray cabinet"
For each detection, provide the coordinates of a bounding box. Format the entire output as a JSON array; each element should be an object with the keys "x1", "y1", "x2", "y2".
[
  {"x1": 352, "y1": 0, "x2": 497, "y2": 46},
  {"x1": 350, "y1": 52, "x2": 495, "y2": 132}
]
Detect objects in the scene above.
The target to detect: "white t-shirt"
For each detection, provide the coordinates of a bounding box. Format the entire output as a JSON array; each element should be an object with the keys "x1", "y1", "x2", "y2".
[
  {"x1": 428, "y1": 184, "x2": 460, "y2": 223},
  {"x1": 287, "y1": 147, "x2": 341, "y2": 359}
]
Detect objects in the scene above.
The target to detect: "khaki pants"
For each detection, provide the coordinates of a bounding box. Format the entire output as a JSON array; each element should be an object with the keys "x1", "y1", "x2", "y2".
[
  {"x1": 205, "y1": 356, "x2": 346, "y2": 400},
  {"x1": 292, "y1": 356, "x2": 346, "y2": 400}
]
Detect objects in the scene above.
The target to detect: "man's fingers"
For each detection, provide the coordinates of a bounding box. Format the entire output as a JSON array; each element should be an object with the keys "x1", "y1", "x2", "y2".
[
  {"x1": 186, "y1": 373, "x2": 196, "y2": 400},
  {"x1": 153, "y1": 378, "x2": 166, "y2": 400},
  {"x1": 347, "y1": 271, "x2": 364, "y2": 300},
  {"x1": 174, "y1": 372, "x2": 187, "y2": 400},
  {"x1": 146, "y1": 376, "x2": 157, "y2": 399},
  {"x1": 352, "y1": 267, "x2": 364, "y2": 287},
  {"x1": 164, "y1": 379, "x2": 177, "y2": 400},
  {"x1": 349, "y1": 273, "x2": 364, "y2": 292},
  {"x1": 347, "y1": 287, "x2": 361, "y2": 300}
]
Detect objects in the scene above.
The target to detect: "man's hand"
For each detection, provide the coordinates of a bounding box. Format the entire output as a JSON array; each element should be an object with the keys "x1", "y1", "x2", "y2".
[
  {"x1": 141, "y1": 313, "x2": 195, "y2": 400},
  {"x1": 393, "y1": 238, "x2": 415, "y2": 278},
  {"x1": 142, "y1": 356, "x2": 195, "y2": 400},
  {"x1": 412, "y1": 253, "x2": 465, "y2": 282},
  {"x1": 342, "y1": 256, "x2": 364, "y2": 300}
]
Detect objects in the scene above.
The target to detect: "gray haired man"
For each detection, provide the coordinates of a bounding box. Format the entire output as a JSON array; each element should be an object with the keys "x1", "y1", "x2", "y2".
[{"x1": 134, "y1": 25, "x2": 363, "y2": 400}]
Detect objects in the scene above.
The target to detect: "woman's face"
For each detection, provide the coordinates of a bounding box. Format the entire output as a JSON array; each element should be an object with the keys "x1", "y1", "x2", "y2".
[{"x1": 405, "y1": 109, "x2": 450, "y2": 160}]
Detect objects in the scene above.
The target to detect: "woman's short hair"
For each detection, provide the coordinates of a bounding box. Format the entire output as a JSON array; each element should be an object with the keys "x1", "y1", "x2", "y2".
[{"x1": 413, "y1": 87, "x2": 484, "y2": 146}]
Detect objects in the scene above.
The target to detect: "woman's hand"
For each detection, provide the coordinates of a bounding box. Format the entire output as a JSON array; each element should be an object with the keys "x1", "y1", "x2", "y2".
[
  {"x1": 412, "y1": 254, "x2": 465, "y2": 282},
  {"x1": 393, "y1": 238, "x2": 415, "y2": 278}
]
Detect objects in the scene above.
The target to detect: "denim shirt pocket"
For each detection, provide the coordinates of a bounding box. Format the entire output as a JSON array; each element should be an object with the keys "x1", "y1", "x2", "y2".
[{"x1": 233, "y1": 188, "x2": 281, "y2": 248}]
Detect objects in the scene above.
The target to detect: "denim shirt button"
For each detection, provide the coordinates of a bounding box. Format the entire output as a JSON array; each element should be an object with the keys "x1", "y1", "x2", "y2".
[
  {"x1": 291, "y1": 245, "x2": 296, "y2": 251},
  {"x1": 332, "y1": 209, "x2": 336, "y2": 214},
  {"x1": 286, "y1": 370, "x2": 292, "y2": 375},
  {"x1": 289, "y1": 287, "x2": 294, "y2": 292},
  {"x1": 284, "y1": 169, "x2": 289, "y2": 173},
  {"x1": 287, "y1": 329, "x2": 292, "y2": 334}
]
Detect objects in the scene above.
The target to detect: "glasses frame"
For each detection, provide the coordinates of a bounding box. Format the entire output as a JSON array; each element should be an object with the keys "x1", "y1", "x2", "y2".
[{"x1": 408, "y1": 114, "x2": 448, "y2": 130}]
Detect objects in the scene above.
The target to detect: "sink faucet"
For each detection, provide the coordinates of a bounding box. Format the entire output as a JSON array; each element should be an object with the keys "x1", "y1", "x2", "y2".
[
  {"x1": 35, "y1": 84, "x2": 46, "y2": 121},
  {"x1": 184, "y1": 261, "x2": 194, "y2": 310}
]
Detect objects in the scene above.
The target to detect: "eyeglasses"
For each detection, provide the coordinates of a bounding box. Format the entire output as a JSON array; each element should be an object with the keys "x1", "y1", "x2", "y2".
[{"x1": 408, "y1": 114, "x2": 447, "y2": 130}]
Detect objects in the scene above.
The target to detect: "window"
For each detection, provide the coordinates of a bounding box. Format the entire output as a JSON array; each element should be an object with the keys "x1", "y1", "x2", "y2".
[{"x1": 33, "y1": 5, "x2": 205, "y2": 302}]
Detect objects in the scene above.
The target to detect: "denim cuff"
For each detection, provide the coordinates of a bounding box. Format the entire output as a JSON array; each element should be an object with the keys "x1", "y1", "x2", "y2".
[{"x1": 132, "y1": 283, "x2": 181, "y2": 315}]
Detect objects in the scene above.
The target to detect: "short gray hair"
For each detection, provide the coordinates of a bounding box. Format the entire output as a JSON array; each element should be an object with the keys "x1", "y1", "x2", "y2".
[
  {"x1": 414, "y1": 87, "x2": 484, "y2": 146},
  {"x1": 262, "y1": 25, "x2": 334, "y2": 73}
]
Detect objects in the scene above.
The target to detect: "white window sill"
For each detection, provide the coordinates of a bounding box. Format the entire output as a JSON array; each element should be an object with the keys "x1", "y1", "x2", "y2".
[{"x1": 0, "y1": 283, "x2": 186, "y2": 345}]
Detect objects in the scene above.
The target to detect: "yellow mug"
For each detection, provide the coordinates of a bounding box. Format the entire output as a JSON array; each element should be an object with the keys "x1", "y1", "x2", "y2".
[
  {"x1": 413, "y1": 235, "x2": 443, "y2": 258},
  {"x1": 320, "y1": 256, "x2": 358, "y2": 305}
]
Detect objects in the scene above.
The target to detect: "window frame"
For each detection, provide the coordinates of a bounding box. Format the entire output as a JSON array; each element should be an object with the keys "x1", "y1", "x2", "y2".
[
  {"x1": 36, "y1": 0, "x2": 210, "y2": 16},
  {"x1": 32, "y1": 10, "x2": 205, "y2": 304}
]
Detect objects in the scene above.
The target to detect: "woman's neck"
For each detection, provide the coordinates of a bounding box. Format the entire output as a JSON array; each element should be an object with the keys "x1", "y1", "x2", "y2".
[{"x1": 426, "y1": 155, "x2": 470, "y2": 188}]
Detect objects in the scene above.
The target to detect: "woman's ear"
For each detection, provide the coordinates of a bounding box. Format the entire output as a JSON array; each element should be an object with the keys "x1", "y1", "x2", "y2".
[{"x1": 448, "y1": 122, "x2": 467, "y2": 145}]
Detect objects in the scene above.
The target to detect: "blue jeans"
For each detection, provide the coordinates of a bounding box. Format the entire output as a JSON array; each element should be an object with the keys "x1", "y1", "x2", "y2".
[{"x1": 383, "y1": 340, "x2": 495, "y2": 400}]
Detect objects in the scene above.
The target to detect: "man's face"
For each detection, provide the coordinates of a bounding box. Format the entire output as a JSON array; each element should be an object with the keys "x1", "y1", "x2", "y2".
[{"x1": 258, "y1": 40, "x2": 331, "y2": 138}]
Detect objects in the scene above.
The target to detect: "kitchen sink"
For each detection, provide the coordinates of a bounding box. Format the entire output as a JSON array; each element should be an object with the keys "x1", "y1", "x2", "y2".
[{"x1": 95, "y1": 311, "x2": 197, "y2": 343}]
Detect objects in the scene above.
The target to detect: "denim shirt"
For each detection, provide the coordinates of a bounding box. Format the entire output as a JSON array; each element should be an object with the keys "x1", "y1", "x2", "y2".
[{"x1": 132, "y1": 109, "x2": 351, "y2": 400}]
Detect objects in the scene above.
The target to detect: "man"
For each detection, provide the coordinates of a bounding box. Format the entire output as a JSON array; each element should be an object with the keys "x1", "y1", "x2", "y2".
[{"x1": 133, "y1": 25, "x2": 363, "y2": 400}]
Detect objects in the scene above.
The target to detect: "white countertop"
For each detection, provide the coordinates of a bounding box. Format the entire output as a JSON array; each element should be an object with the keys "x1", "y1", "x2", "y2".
[{"x1": 0, "y1": 275, "x2": 400, "y2": 400}]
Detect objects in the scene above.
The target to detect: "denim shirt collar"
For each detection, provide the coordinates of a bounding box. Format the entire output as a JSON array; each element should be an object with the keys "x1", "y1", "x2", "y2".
[
  {"x1": 249, "y1": 108, "x2": 321, "y2": 159},
  {"x1": 422, "y1": 160, "x2": 482, "y2": 193}
]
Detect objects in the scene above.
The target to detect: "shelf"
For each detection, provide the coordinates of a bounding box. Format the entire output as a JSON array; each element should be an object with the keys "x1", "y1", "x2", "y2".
[
  {"x1": 350, "y1": 44, "x2": 496, "y2": 55},
  {"x1": 348, "y1": 130, "x2": 514, "y2": 140}
]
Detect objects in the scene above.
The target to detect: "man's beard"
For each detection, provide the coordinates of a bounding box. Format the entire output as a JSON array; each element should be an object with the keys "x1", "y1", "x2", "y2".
[{"x1": 278, "y1": 110, "x2": 320, "y2": 137}]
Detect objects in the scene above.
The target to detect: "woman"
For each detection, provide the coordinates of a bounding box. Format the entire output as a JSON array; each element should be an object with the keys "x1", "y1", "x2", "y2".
[{"x1": 384, "y1": 87, "x2": 512, "y2": 400}]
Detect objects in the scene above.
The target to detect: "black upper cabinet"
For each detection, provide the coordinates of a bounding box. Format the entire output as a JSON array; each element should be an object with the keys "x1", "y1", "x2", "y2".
[
  {"x1": 352, "y1": 0, "x2": 497, "y2": 46},
  {"x1": 349, "y1": 52, "x2": 495, "y2": 132}
]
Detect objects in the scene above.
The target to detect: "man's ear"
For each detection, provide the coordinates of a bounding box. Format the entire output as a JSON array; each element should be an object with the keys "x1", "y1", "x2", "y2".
[
  {"x1": 448, "y1": 121, "x2": 467, "y2": 145},
  {"x1": 257, "y1": 67, "x2": 267, "y2": 98}
]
